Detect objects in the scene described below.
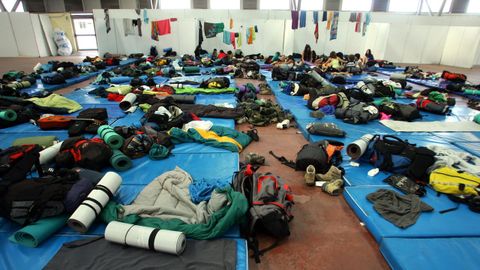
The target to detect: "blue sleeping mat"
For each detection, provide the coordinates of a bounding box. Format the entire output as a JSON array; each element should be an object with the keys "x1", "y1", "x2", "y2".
[
  {"x1": 116, "y1": 152, "x2": 238, "y2": 185},
  {"x1": 195, "y1": 94, "x2": 237, "y2": 106},
  {"x1": 380, "y1": 237, "x2": 480, "y2": 270},
  {"x1": 433, "y1": 132, "x2": 480, "y2": 142},
  {"x1": 344, "y1": 185, "x2": 480, "y2": 243},
  {"x1": 0, "y1": 233, "x2": 247, "y2": 270},
  {"x1": 453, "y1": 142, "x2": 480, "y2": 157},
  {"x1": 377, "y1": 67, "x2": 405, "y2": 72}
]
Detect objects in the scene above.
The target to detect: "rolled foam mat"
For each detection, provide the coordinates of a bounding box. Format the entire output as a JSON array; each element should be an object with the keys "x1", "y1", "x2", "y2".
[
  {"x1": 380, "y1": 237, "x2": 480, "y2": 270},
  {"x1": 8, "y1": 215, "x2": 68, "y2": 247},
  {"x1": 344, "y1": 186, "x2": 480, "y2": 243},
  {"x1": 110, "y1": 150, "x2": 133, "y2": 171}
]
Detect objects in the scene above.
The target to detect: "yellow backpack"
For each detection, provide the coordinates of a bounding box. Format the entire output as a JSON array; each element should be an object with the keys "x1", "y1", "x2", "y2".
[{"x1": 430, "y1": 167, "x2": 480, "y2": 196}]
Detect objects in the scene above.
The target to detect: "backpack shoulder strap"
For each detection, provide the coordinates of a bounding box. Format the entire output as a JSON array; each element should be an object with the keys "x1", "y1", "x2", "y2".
[{"x1": 269, "y1": 151, "x2": 296, "y2": 169}]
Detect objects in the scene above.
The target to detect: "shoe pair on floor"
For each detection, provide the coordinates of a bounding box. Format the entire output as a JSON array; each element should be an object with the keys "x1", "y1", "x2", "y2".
[{"x1": 305, "y1": 165, "x2": 344, "y2": 196}]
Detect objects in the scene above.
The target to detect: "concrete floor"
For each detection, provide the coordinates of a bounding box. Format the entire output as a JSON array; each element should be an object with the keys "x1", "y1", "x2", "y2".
[{"x1": 1, "y1": 56, "x2": 479, "y2": 269}]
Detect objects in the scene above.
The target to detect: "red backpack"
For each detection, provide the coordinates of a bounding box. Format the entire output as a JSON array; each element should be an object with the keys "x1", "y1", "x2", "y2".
[{"x1": 442, "y1": 71, "x2": 467, "y2": 83}]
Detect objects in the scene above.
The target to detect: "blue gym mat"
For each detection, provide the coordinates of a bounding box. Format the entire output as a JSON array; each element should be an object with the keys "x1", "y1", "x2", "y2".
[
  {"x1": 195, "y1": 94, "x2": 237, "y2": 106},
  {"x1": 377, "y1": 67, "x2": 405, "y2": 72},
  {"x1": 453, "y1": 141, "x2": 480, "y2": 157},
  {"x1": 380, "y1": 237, "x2": 480, "y2": 270},
  {"x1": 0, "y1": 232, "x2": 247, "y2": 270},
  {"x1": 325, "y1": 73, "x2": 374, "y2": 84},
  {"x1": 344, "y1": 185, "x2": 480, "y2": 243}
]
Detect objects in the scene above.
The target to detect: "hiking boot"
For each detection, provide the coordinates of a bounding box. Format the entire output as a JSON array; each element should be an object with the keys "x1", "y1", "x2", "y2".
[
  {"x1": 245, "y1": 152, "x2": 265, "y2": 165},
  {"x1": 316, "y1": 166, "x2": 342, "y2": 182},
  {"x1": 305, "y1": 165, "x2": 316, "y2": 186},
  {"x1": 322, "y1": 179, "x2": 344, "y2": 196},
  {"x1": 310, "y1": 110, "x2": 325, "y2": 119}
]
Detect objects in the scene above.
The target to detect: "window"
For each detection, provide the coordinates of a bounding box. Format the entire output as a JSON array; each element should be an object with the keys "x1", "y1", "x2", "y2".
[
  {"x1": 160, "y1": 0, "x2": 191, "y2": 9},
  {"x1": 341, "y1": 0, "x2": 372, "y2": 11},
  {"x1": 210, "y1": 0, "x2": 240, "y2": 10},
  {"x1": 72, "y1": 15, "x2": 98, "y2": 50},
  {"x1": 301, "y1": 0, "x2": 324, "y2": 10},
  {"x1": 467, "y1": 0, "x2": 480, "y2": 14},
  {"x1": 259, "y1": 0, "x2": 289, "y2": 10},
  {"x1": 421, "y1": 0, "x2": 452, "y2": 13},
  {"x1": 389, "y1": 0, "x2": 420, "y2": 12},
  {"x1": 1, "y1": 0, "x2": 24, "y2": 12}
]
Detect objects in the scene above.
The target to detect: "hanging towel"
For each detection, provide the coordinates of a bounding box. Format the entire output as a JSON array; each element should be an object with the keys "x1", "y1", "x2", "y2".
[
  {"x1": 254, "y1": 25, "x2": 258, "y2": 32},
  {"x1": 133, "y1": 19, "x2": 142, "y2": 36},
  {"x1": 204, "y1": 22, "x2": 224, "y2": 38},
  {"x1": 230, "y1": 18, "x2": 233, "y2": 29},
  {"x1": 223, "y1": 31, "x2": 231, "y2": 45},
  {"x1": 198, "y1": 20, "x2": 204, "y2": 46},
  {"x1": 314, "y1": 22, "x2": 319, "y2": 43},
  {"x1": 326, "y1": 11, "x2": 333, "y2": 30},
  {"x1": 349, "y1": 12, "x2": 356, "y2": 22},
  {"x1": 230, "y1": 32, "x2": 236, "y2": 49},
  {"x1": 237, "y1": 32, "x2": 242, "y2": 47},
  {"x1": 330, "y1": 11, "x2": 339, "y2": 41},
  {"x1": 123, "y1": 19, "x2": 136, "y2": 36},
  {"x1": 151, "y1": 19, "x2": 171, "y2": 40},
  {"x1": 247, "y1": 27, "x2": 254, "y2": 44},
  {"x1": 322, "y1": 11, "x2": 327, "y2": 21},
  {"x1": 104, "y1": 9, "x2": 111, "y2": 33},
  {"x1": 355, "y1": 12, "x2": 362, "y2": 33},
  {"x1": 313, "y1": 11, "x2": 319, "y2": 24},
  {"x1": 363, "y1": 13, "x2": 372, "y2": 36},
  {"x1": 291, "y1": 10, "x2": 299, "y2": 30},
  {"x1": 300, "y1": 11, "x2": 307, "y2": 28},
  {"x1": 143, "y1": 9, "x2": 149, "y2": 23}
]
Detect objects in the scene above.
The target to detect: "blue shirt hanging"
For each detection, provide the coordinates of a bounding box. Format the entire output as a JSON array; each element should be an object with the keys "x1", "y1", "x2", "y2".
[{"x1": 300, "y1": 11, "x2": 307, "y2": 28}]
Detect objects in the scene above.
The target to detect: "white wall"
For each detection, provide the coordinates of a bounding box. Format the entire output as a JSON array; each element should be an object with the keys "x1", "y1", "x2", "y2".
[
  {"x1": 93, "y1": 10, "x2": 480, "y2": 68},
  {"x1": 0, "y1": 13, "x2": 19, "y2": 57}
]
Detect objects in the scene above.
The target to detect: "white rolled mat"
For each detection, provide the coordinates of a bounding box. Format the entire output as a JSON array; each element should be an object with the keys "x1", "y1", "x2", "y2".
[
  {"x1": 119, "y1": 93, "x2": 137, "y2": 111},
  {"x1": 105, "y1": 221, "x2": 186, "y2": 255},
  {"x1": 39, "y1": 141, "x2": 63, "y2": 165},
  {"x1": 68, "y1": 172, "x2": 122, "y2": 233},
  {"x1": 347, "y1": 134, "x2": 374, "y2": 160}
]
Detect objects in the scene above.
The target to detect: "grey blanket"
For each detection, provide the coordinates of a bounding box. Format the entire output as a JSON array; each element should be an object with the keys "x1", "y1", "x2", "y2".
[{"x1": 367, "y1": 189, "x2": 433, "y2": 228}]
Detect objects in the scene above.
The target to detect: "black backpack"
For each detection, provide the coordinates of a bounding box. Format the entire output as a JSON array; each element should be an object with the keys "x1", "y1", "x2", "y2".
[
  {"x1": 55, "y1": 137, "x2": 113, "y2": 171},
  {"x1": 232, "y1": 166, "x2": 294, "y2": 263},
  {"x1": 0, "y1": 144, "x2": 44, "y2": 195},
  {"x1": 0, "y1": 169, "x2": 78, "y2": 225},
  {"x1": 379, "y1": 102, "x2": 421, "y2": 122},
  {"x1": 272, "y1": 67, "x2": 289, "y2": 81},
  {"x1": 270, "y1": 140, "x2": 344, "y2": 174},
  {"x1": 361, "y1": 135, "x2": 436, "y2": 184}
]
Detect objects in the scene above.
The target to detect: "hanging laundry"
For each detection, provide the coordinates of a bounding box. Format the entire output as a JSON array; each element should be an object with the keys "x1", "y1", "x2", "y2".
[
  {"x1": 322, "y1": 11, "x2": 327, "y2": 21},
  {"x1": 204, "y1": 22, "x2": 224, "y2": 38},
  {"x1": 330, "y1": 11, "x2": 339, "y2": 41},
  {"x1": 123, "y1": 19, "x2": 136, "y2": 36},
  {"x1": 230, "y1": 32, "x2": 236, "y2": 49},
  {"x1": 135, "y1": 9, "x2": 140, "y2": 15},
  {"x1": 143, "y1": 9, "x2": 149, "y2": 23},
  {"x1": 223, "y1": 31, "x2": 231, "y2": 45},
  {"x1": 170, "y1": 18, "x2": 178, "y2": 22},
  {"x1": 151, "y1": 19, "x2": 171, "y2": 41},
  {"x1": 291, "y1": 10, "x2": 299, "y2": 30},
  {"x1": 198, "y1": 20, "x2": 204, "y2": 46},
  {"x1": 237, "y1": 31, "x2": 242, "y2": 47},
  {"x1": 246, "y1": 27, "x2": 254, "y2": 44},
  {"x1": 313, "y1": 11, "x2": 319, "y2": 24},
  {"x1": 355, "y1": 12, "x2": 362, "y2": 33},
  {"x1": 300, "y1": 11, "x2": 307, "y2": 28},
  {"x1": 254, "y1": 25, "x2": 258, "y2": 32},
  {"x1": 104, "y1": 9, "x2": 111, "y2": 33},
  {"x1": 230, "y1": 18, "x2": 233, "y2": 29},
  {"x1": 326, "y1": 11, "x2": 333, "y2": 30},
  {"x1": 363, "y1": 12, "x2": 372, "y2": 36},
  {"x1": 133, "y1": 18, "x2": 142, "y2": 36},
  {"x1": 349, "y1": 12, "x2": 356, "y2": 22}
]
